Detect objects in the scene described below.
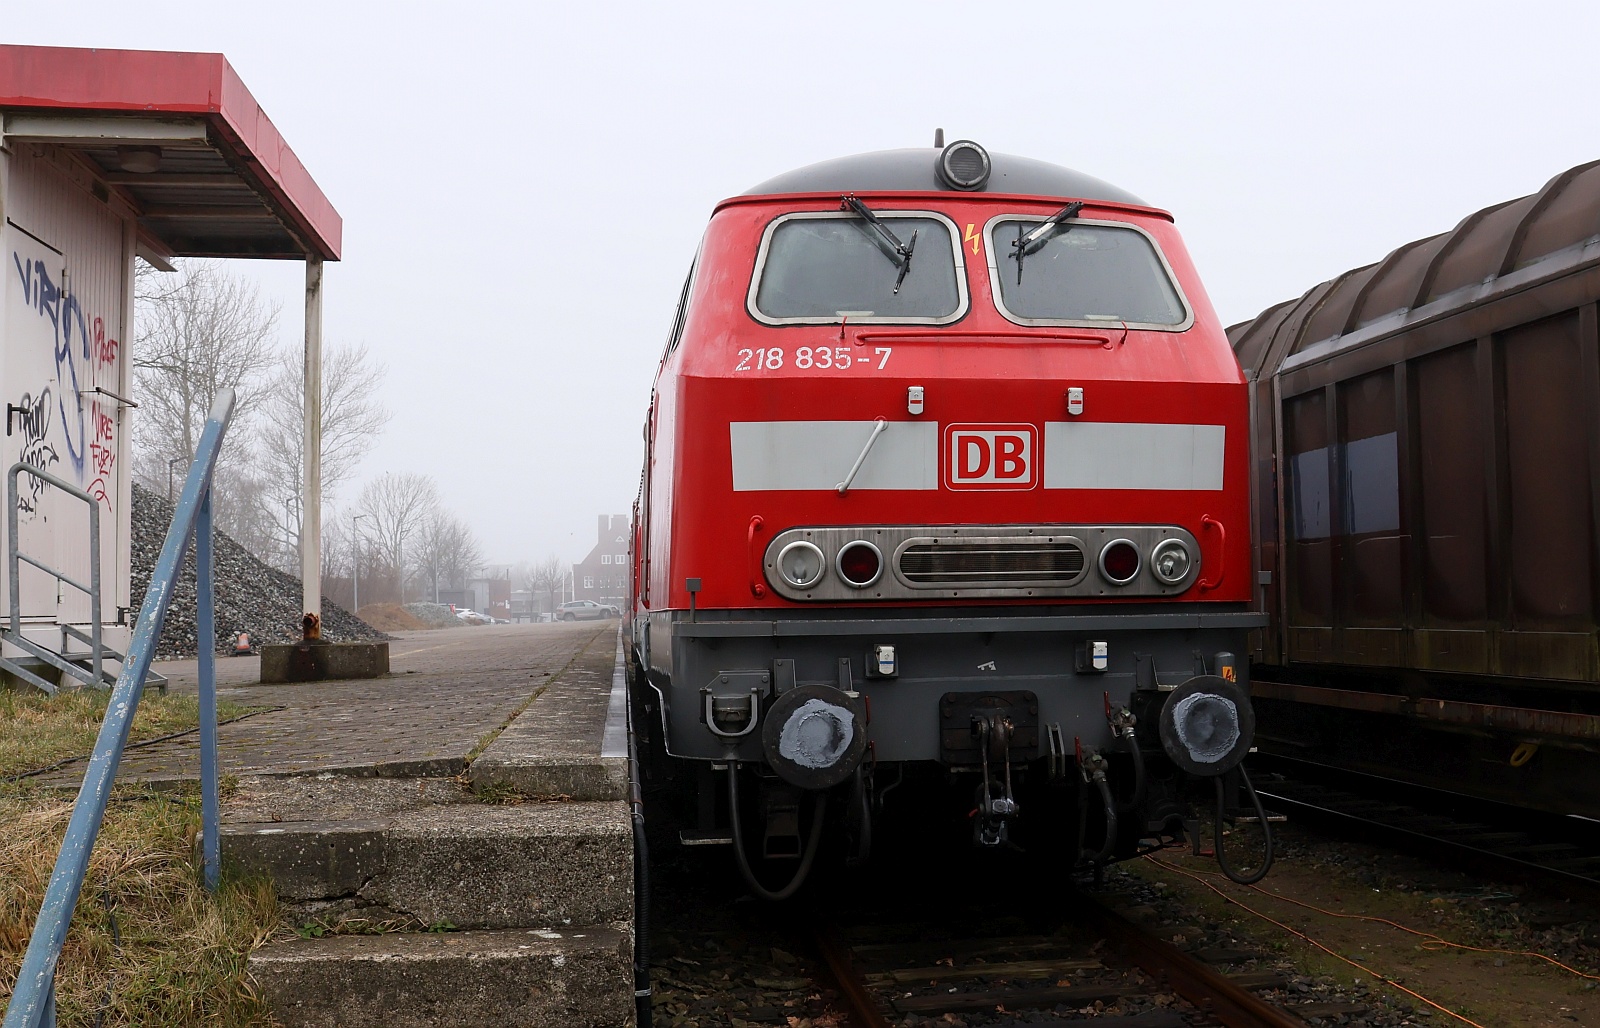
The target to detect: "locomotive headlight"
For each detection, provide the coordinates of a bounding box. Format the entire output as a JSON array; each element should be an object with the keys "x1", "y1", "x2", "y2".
[
  {"x1": 1098, "y1": 539, "x2": 1140, "y2": 585},
  {"x1": 1150, "y1": 538, "x2": 1193, "y2": 585},
  {"x1": 776, "y1": 540, "x2": 826, "y2": 589},
  {"x1": 836, "y1": 540, "x2": 884, "y2": 588},
  {"x1": 936, "y1": 139, "x2": 992, "y2": 191}
]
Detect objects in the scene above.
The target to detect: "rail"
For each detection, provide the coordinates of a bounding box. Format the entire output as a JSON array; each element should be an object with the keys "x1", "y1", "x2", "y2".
[
  {"x1": 2, "y1": 464, "x2": 102, "y2": 693},
  {"x1": 3, "y1": 389, "x2": 236, "y2": 1028}
]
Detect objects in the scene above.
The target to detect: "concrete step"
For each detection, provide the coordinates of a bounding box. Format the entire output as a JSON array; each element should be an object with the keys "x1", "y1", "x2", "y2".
[
  {"x1": 224, "y1": 800, "x2": 633, "y2": 928},
  {"x1": 249, "y1": 925, "x2": 633, "y2": 1028}
]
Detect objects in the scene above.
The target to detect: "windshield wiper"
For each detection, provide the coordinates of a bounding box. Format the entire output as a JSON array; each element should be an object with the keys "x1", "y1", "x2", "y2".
[
  {"x1": 841, "y1": 194, "x2": 918, "y2": 294},
  {"x1": 1011, "y1": 201, "x2": 1085, "y2": 285}
]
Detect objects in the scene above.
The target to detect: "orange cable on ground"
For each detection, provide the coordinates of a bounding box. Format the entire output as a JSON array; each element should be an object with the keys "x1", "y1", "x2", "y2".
[
  {"x1": 1143, "y1": 855, "x2": 1488, "y2": 1028},
  {"x1": 1154, "y1": 855, "x2": 1600, "y2": 982}
]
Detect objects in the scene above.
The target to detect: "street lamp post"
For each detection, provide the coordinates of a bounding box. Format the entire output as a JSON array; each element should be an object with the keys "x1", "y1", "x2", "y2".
[
  {"x1": 167, "y1": 457, "x2": 186, "y2": 502},
  {"x1": 351, "y1": 514, "x2": 368, "y2": 613}
]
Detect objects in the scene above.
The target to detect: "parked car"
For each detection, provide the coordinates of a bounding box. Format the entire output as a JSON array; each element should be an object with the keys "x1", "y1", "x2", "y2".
[
  {"x1": 454, "y1": 608, "x2": 491, "y2": 625},
  {"x1": 557, "y1": 600, "x2": 616, "y2": 621}
]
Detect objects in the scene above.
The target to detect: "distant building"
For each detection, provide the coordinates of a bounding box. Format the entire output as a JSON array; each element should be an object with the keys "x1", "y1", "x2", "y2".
[
  {"x1": 574, "y1": 515, "x2": 630, "y2": 609},
  {"x1": 439, "y1": 566, "x2": 512, "y2": 619}
]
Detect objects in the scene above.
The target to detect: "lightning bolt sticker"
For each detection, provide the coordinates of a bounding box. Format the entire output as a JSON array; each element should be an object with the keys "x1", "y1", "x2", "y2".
[{"x1": 964, "y1": 223, "x2": 981, "y2": 256}]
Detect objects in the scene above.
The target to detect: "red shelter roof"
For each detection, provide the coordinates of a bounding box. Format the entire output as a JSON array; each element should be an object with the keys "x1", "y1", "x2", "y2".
[{"x1": 0, "y1": 45, "x2": 341, "y2": 261}]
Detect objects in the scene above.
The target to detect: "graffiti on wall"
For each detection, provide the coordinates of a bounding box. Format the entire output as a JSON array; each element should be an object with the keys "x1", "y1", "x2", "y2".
[
  {"x1": 11, "y1": 388, "x2": 58, "y2": 514},
  {"x1": 9, "y1": 248, "x2": 120, "y2": 513}
]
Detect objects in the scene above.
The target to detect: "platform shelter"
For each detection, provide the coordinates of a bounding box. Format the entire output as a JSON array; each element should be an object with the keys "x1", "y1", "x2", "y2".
[{"x1": 0, "y1": 45, "x2": 339, "y2": 691}]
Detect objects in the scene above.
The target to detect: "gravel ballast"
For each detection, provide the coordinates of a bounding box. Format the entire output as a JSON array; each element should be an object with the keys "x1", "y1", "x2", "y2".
[{"x1": 130, "y1": 483, "x2": 388, "y2": 659}]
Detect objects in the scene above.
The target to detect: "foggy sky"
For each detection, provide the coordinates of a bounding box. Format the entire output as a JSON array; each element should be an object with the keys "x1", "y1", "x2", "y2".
[{"x1": 14, "y1": 1, "x2": 1600, "y2": 565}]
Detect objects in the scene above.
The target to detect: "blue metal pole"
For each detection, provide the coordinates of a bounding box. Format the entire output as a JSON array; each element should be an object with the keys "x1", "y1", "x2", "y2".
[
  {"x1": 197, "y1": 488, "x2": 219, "y2": 892},
  {"x1": 40, "y1": 980, "x2": 54, "y2": 1028},
  {"x1": 2, "y1": 390, "x2": 235, "y2": 1028}
]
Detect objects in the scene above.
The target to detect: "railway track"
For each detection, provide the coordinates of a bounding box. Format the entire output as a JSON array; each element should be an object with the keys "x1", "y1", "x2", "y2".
[
  {"x1": 805, "y1": 891, "x2": 1324, "y2": 1027},
  {"x1": 1249, "y1": 759, "x2": 1600, "y2": 903}
]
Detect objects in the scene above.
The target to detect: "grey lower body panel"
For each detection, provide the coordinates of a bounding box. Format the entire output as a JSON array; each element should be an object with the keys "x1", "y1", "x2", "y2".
[{"x1": 639, "y1": 607, "x2": 1265, "y2": 763}]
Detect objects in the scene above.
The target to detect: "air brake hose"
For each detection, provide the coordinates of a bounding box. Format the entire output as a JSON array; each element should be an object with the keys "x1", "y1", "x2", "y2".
[
  {"x1": 1091, "y1": 775, "x2": 1118, "y2": 863},
  {"x1": 1078, "y1": 773, "x2": 1118, "y2": 866},
  {"x1": 1116, "y1": 739, "x2": 1148, "y2": 814},
  {"x1": 727, "y1": 762, "x2": 827, "y2": 901},
  {"x1": 1214, "y1": 765, "x2": 1274, "y2": 885}
]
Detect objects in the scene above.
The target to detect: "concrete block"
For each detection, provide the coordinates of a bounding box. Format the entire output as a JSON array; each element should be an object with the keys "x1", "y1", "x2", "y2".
[
  {"x1": 250, "y1": 926, "x2": 633, "y2": 1028},
  {"x1": 222, "y1": 820, "x2": 386, "y2": 900},
  {"x1": 381, "y1": 802, "x2": 633, "y2": 929},
  {"x1": 261, "y1": 641, "x2": 389, "y2": 683}
]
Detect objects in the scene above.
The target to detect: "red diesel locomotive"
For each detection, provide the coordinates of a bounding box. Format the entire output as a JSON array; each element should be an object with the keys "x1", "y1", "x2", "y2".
[{"x1": 627, "y1": 139, "x2": 1270, "y2": 896}]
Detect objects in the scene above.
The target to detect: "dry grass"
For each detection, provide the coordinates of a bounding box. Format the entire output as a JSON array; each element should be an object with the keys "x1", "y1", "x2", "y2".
[
  {"x1": 0, "y1": 691, "x2": 286, "y2": 1025},
  {"x1": 0, "y1": 786, "x2": 286, "y2": 1025},
  {"x1": 0, "y1": 688, "x2": 251, "y2": 780}
]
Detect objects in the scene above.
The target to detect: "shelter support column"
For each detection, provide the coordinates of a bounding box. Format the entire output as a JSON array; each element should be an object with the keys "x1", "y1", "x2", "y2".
[{"x1": 302, "y1": 256, "x2": 323, "y2": 619}]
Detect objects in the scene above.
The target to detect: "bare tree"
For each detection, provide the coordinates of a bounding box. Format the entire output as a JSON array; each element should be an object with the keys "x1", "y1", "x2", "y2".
[
  {"x1": 412, "y1": 509, "x2": 482, "y2": 603},
  {"x1": 356, "y1": 473, "x2": 439, "y2": 604},
  {"x1": 255, "y1": 342, "x2": 391, "y2": 570},
  {"x1": 526, "y1": 555, "x2": 566, "y2": 615},
  {"x1": 132, "y1": 261, "x2": 278, "y2": 491}
]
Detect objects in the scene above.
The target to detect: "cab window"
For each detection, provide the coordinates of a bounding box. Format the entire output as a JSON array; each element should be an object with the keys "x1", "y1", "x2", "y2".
[
  {"x1": 985, "y1": 216, "x2": 1190, "y2": 329},
  {"x1": 749, "y1": 210, "x2": 967, "y2": 325}
]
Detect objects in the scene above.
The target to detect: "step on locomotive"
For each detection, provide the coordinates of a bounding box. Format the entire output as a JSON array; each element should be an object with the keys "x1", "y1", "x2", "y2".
[{"x1": 626, "y1": 136, "x2": 1272, "y2": 896}]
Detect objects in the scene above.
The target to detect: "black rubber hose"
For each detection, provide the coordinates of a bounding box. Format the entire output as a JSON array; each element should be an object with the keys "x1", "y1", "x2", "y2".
[
  {"x1": 849, "y1": 766, "x2": 872, "y2": 865},
  {"x1": 1090, "y1": 775, "x2": 1118, "y2": 863},
  {"x1": 1116, "y1": 740, "x2": 1148, "y2": 814},
  {"x1": 1081, "y1": 771, "x2": 1120, "y2": 858},
  {"x1": 727, "y1": 764, "x2": 827, "y2": 901},
  {"x1": 1214, "y1": 766, "x2": 1274, "y2": 885}
]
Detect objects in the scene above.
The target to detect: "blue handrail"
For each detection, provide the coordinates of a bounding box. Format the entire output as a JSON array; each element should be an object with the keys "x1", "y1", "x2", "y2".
[{"x1": 3, "y1": 389, "x2": 236, "y2": 1028}]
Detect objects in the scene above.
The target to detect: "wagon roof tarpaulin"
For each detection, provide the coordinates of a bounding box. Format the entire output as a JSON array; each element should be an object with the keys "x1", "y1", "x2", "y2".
[{"x1": 0, "y1": 44, "x2": 341, "y2": 262}]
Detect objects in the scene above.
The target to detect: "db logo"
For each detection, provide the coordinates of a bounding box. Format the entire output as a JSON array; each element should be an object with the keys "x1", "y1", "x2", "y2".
[{"x1": 945, "y1": 424, "x2": 1038, "y2": 490}]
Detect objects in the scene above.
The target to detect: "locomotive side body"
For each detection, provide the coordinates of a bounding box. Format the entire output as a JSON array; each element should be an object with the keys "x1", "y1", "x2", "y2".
[
  {"x1": 632, "y1": 146, "x2": 1266, "y2": 879},
  {"x1": 1230, "y1": 157, "x2": 1600, "y2": 818}
]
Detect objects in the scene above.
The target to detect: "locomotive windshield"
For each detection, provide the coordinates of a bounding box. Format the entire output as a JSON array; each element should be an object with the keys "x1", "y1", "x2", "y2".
[
  {"x1": 750, "y1": 211, "x2": 966, "y2": 324},
  {"x1": 986, "y1": 217, "x2": 1189, "y2": 329}
]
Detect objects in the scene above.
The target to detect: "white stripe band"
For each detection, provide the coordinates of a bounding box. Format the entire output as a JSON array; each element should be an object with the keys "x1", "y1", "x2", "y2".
[
  {"x1": 730, "y1": 421, "x2": 939, "y2": 491},
  {"x1": 1043, "y1": 421, "x2": 1225, "y2": 491}
]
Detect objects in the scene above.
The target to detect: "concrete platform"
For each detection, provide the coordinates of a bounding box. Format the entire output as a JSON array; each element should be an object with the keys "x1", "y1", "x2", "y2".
[
  {"x1": 469, "y1": 634, "x2": 628, "y2": 800},
  {"x1": 250, "y1": 927, "x2": 633, "y2": 1028},
  {"x1": 163, "y1": 623, "x2": 643, "y2": 1026},
  {"x1": 224, "y1": 801, "x2": 632, "y2": 928}
]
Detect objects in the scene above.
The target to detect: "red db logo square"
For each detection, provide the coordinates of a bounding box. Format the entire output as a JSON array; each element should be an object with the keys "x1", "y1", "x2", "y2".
[{"x1": 945, "y1": 424, "x2": 1038, "y2": 490}]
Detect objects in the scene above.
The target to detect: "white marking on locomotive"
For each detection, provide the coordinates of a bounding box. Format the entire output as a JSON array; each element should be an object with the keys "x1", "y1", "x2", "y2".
[
  {"x1": 1043, "y1": 422, "x2": 1225, "y2": 490},
  {"x1": 977, "y1": 661, "x2": 997, "y2": 671},
  {"x1": 729, "y1": 421, "x2": 938, "y2": 491}
]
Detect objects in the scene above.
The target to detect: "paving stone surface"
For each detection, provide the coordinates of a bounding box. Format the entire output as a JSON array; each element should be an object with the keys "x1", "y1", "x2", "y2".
[
  {"x1": 470, "y1": 630, "x2": 627, "y2": 799},
  {"x1": 36, "y1": 622, "x2": 615, "y2": 786}
]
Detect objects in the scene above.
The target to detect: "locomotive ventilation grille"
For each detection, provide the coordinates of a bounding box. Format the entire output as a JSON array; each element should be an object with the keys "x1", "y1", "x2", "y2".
[{"x1": 898, "y1": 540, "x2": 1086, "y2": 586}]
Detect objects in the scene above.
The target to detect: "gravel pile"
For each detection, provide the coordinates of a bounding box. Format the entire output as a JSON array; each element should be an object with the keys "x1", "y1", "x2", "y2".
[
  {"x1": 130, "y1": 483, "x2": 389, "y2": 659},
  {"x1": 404, "y1": 602, "x2": 462, "y2": 628}
]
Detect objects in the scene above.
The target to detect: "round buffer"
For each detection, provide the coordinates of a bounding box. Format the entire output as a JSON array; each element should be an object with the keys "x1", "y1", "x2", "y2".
[
  {"x1": 1158, "y1": 674, "x2": 1255, "y2": 777},
  {"x1": 761, "y1": 684, "x2": 869, "y2": 790}
]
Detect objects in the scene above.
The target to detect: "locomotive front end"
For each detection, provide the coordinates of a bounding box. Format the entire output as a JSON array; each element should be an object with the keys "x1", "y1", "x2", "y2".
[{"x1": 631, "y1": 142, "x2": 1269, "y2": 894}]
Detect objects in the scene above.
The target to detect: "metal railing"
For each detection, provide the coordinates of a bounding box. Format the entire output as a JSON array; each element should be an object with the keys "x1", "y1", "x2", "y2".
[
  {"x1": 3, "y1": 389, "x2": 235, "y2": 1028},
  {"x1": 1, "y1": 464, "x2": 103, "y2": 694}
]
